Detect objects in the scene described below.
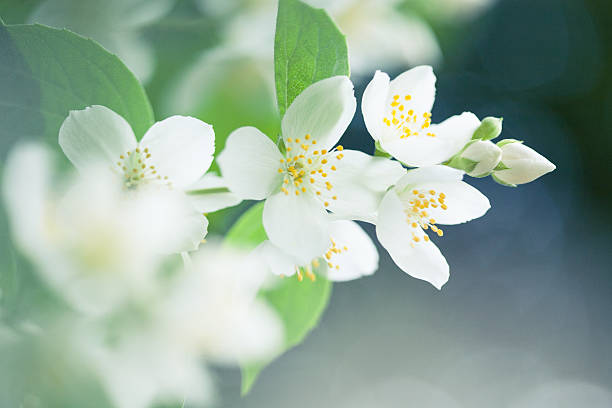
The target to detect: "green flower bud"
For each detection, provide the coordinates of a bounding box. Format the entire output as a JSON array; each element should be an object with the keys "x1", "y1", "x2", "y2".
[{"x1": 472, "y1": 117, "x2": 503, "y2": 141}]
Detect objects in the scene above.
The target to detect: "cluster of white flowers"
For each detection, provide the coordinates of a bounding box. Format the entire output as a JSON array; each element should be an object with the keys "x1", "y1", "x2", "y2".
[{"x1": 1, "y1": 65, "x2": 554, "y2": 406}]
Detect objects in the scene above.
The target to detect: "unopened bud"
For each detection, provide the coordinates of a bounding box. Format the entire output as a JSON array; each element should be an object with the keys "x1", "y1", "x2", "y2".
[{"x1": 492, "y1": 140, "x2": 556, "y2": 186}]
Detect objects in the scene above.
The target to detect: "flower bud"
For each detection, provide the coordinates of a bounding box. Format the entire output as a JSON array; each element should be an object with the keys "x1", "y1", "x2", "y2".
[
  {"x1": 493, "y1": 140, "x2": 556, "y2": 186},
  {"x1": 461, "y1": 140, "x2": 502, "y2": 177},
  {"x1": 472, "y1": 117, "x2": 503, "y2": 141}
]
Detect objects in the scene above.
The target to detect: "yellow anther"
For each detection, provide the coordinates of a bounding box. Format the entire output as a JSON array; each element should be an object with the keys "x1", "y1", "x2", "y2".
[
  {"x1": 322, "y1": 173, "x2": 327, "y2": 177},
  {"x1": 429, "y1": 190, "x2": 436, "y2": 195},
  {"x1": 313, "y1": 151, "x2": 319, "y2": 155},
  {"x1": 310, "y1": 178, "x2": 315, "y2": 183},
  {"x1": 411, "y1": 222, "x2": 417, "y2": 228},
  {"x1": 441, "y1": 204, "x2": 448, "y2": 210},
  {"x1": 393, "y1": 95, "x2": 399, "y2": 100},
  {"x1": 135, "y1": 148, "x2": 140, "y2": 153},
  {"x1": 321, "y1": 149, "x2": 328, "y2": 155},
  {"x1": 305, "y1": 134, "x2": 310, "y2": 140},
  {"x1": 316, "y1": 191, "x2": 321, "y2": 195},
  {"x1": 404, "y1": 95, "x2": 411, "y2": 100},
  {"x1": 321, "y1": 159, "x2": 328, "y2": 164},
  {"x1": 280, "y1": 158, "x2": 285, "y2": 163},
  {"x1": 287, "y1": 138, "x2": 293, "y2": 143},
  {"x1": 301, "y1": 187, "x2": 306, "y2": 193},
  {"x1": 429, "y1": 218, "x2": 436, "y2": 224},
  {"x1": 336, "y1": 145, "x2": 344, "y2": 151},
  {"x1": 278, "y1": 168, "x2": 283, "y2": 173},
  {"x1": 287, "y1": 147, "x2": 292, "y2": 151},
  {"x1": 332, "y1": 195, "x2": 337, "y2": 200},
  {"x1": 331, "y1": 166, "x2": 336, "y2": 171},
  {"x1": 312, "y1": 140, "x2": 317, "y2": 144},
  {"x1": 120, "y1": 155, "x2": 125, "y2": 159},
  {"x1": 308, "y1": 158, "x2": 313, "y2": 164},
  {"x1": 424, "y1": 235, "x2": 430, "y2": 242},
  {"x1": 324, "y1": 202, "x2": 329, "y2": 207},
  {"x1": 437, "y1": 229, "x2": 444, "y2": 237},
  {"x1": 295, "y1": 138, "x2": 300, "y2": 143},
  {"x1": 295, "y1": 191, "x2": 300, "y2": 196}
]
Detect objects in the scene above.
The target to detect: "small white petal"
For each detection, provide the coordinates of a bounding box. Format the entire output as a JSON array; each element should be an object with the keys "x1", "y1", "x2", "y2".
[
  {"x1": 59, "y1": 105, "x2": 137, "y2": 170},
  {"x1": 362, "y1": 70, "x2": 391, "y2": 142},
  {"x1": 263, "y1": 192, "x2": 330, "y2": 264},
  {"x1": 382, "y1": 112, "x2": 480, "y2": 166},
  {"x1": 217, "y1": 127, "x2": 283, "y2": 200},
  {"x1": 324, "y1": 220, "x2": 378, "y2": 282},
  {"x1": 281, "y1": 76, "x2": 356, "y2": 150},
  {"x1": 186, "y1": 173, "x2": 242, "y2": 213},
  {"x1": 140, "y1": 116, "x2": 215, "y2": 189},
  {"x1": 255, "y1": 240, "x2": 299, "y2": 277},
  {"x1": 322, "y1": 149, "x2": 406, "y2": 223},
  {"x1": 395, "y1": 165, "x2": 464, "y2": 191},
  {"x1": 388, "y1": 65, "x2": 437, "y2": 115},
  {"x1": 376, "y1": 189, "x2": 449, "y2": 289}
]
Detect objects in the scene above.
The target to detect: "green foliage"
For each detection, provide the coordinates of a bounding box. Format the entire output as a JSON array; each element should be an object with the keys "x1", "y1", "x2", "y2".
[
  {"x1": 0, "y1": 22, "x2": 154, "y2": 153},
  {"x1": 274, "y1": 0, "x2": 349, "y2": 117},
  {"x1": 225, "y1": 203, "x2": 332, "y2": 395}
]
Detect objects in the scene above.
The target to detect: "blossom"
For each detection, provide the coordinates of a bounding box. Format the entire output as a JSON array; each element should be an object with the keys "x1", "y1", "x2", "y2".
[
  {"x1": 257, "y1": 220, "x2": 379, "y2": 282},
  {"x1": 376, "y1": 165, "x2": 490, "y2": 289},
  {"x1": 218, "y1": 76, "x2": 405, "y2": 263},
  {"x1": 82, "y1": 244, "x2": 282, "y2": 408},
  {"x1": 492, "y1": 140, "x2": 556, "y2": 186},
  {"x1": 2, "y1": 143, "x2": 203, "y2": 316},
  {"x1": 362, "y1": 66, "x2": 481, "y2": 167},
  {"x1": 58, "y1": 105, "x2": 234, "y2": 249}
]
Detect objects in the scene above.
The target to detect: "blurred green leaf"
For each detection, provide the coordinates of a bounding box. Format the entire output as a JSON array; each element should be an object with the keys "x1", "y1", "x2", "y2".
[
  {"x1": 0, "y1": 22, "x2": 154, "y2": 152},
  {"x1": 274, "y1": 0, "x2": 349, "y2": 117},
  {"x1": 225, "y1": 203, "x2": 332, "y2": 395}
]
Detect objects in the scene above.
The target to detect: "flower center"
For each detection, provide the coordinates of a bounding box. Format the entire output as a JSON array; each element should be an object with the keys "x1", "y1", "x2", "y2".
[
  {"x1": 382, "y1": 94, "x2": 436, "y2": 139},
  {"x1": 401, "y1": 188, "x2": 448, "y2": 247},
  {"x1": 115, "y1": 147, "x2": 170, "y2": 189},
  {"x1": 277, "y1": 134, "x2": 344, "y2": 207}
]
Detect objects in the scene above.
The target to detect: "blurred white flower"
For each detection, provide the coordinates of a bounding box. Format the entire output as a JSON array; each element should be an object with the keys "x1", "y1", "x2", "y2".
[
  {"x1": 493, "y1": 140, "x2": 556, "y2": 186},
  {"x1": 2, "y1": 143, "x2": 203, "y2": 315},
  {"x1": 376, "y1": 165, "x2": 490, "y2": 289},
  {"x1": 362, "y1": 66, "x2": 481, "y2": 167},
  {"x1": 78, "y1": 244, "x2": 283, "y2": 408},
  {"x1": 58, "y1": 105, "x2": 239, "y2": 247},
  {"x1": 157, "y1": 244, "x2": 283, "y2": 364},
  {"x1": 257, "y1": 219, "x2": 379, "y2": 282},
  {"x1": 29, "y1": 0, "x2": 174, "y2": 82},
  {"x1": 197, "y1": 0, "x2": 440, "y2": 76},
  {"x1": 218, "y1": 76, "x2": 404, "y2": 263}
]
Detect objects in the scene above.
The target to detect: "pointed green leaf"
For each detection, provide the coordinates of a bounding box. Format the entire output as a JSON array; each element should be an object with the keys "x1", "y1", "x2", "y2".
[
  {"x1": 225, "y1": 203, "x2": 332, "y2": 395},
  {"x1": 274, "y1": 0, "x2": 349, "y2": 117}
]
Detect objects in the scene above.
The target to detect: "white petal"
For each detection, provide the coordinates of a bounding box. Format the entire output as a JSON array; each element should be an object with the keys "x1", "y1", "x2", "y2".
[
  {"x1": 186, "y1": 173, "x2": 242, "y2": 213},
  {"x1": 217, "y1": 127, "x2": 283, "y2": 200},
  {"x1": 281, "y1": 76, "x2": 356, "y2": 150},
  {"x1": 255, "y1": 241, "x2": 298, "y2": 277},
  {"x1": 388, "y1": 65, "x2": 437, "y2": 115},
  {"x1": 263, "y1": 192, "x2": 330, "y2": 264},
  {"x1": 59, "y1": 105, "x2": 137, "y2": 170},
  {"x1": 2, "y1": 143, "x2": 52, "y2": 254},
  {"x1": 324, "y1": 220, "x2": 378, "y2": 282},
  {"x1": 361, "y1": 70, "x2": 391, "y2": 142},
  {"x1": 376, "y1": 189, "x2": 449, "y2": 289},
  {"x1": 404, "y1": 180, "x2": 490, "y2": 225},
  {"x1": 382, "y1": 112, "x2": 480, "y2": 166},
  {"x1": 139, "y1": 116, "x2": 215, "y2": 189},
  {"x1": 321, "y1": 149, "x2": 406, "y2": 223},
  {"x1": 395, "y1": 165, "x2": 464, "y2": 192}
]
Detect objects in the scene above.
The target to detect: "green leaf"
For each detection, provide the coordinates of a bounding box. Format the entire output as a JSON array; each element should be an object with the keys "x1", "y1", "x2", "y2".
[
  {"x1": 225, "y1": 203, "x2": 332, "y2": 395},
  {"x1": 274, "y1": 0, "x2": 349, "y2": 117},
  {"x1": 0, "y1": 22, "x2": 154, "y2": 155}
]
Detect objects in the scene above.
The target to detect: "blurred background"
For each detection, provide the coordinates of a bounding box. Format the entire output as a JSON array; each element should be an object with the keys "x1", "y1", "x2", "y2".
[{"x1": 1, "y1": 0, "x2": 611, "y2": 406}]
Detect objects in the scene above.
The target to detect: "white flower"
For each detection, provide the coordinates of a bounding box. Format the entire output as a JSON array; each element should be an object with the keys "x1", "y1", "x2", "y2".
[
  {"x1": 58, "y1": 105, "x2": 233, "y2": 248},
  {"x1": 460, "y1": 139, "x2": 502, "y2": 177},
  {"x1": 157, "y1": 244, "x2": 283, "y2": 364},
  {"x1": 2, "y1": 143, "x2": 202, "y2": 316},
  {"x1": 362, "y1": 66, "x2": 481, "y2": 167},
  {"x1": 376, "y1": 165, "x2": 490, "y2": 289},
  {"x1": 257, "y1": 219, "x2": 379, "y2": 282},
  {"x1": 218, "y1": 76, "x2": 405, "y2": 263},
  {"x1": 493, "y1": 140, "x2": 556, "y2": 186}
]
